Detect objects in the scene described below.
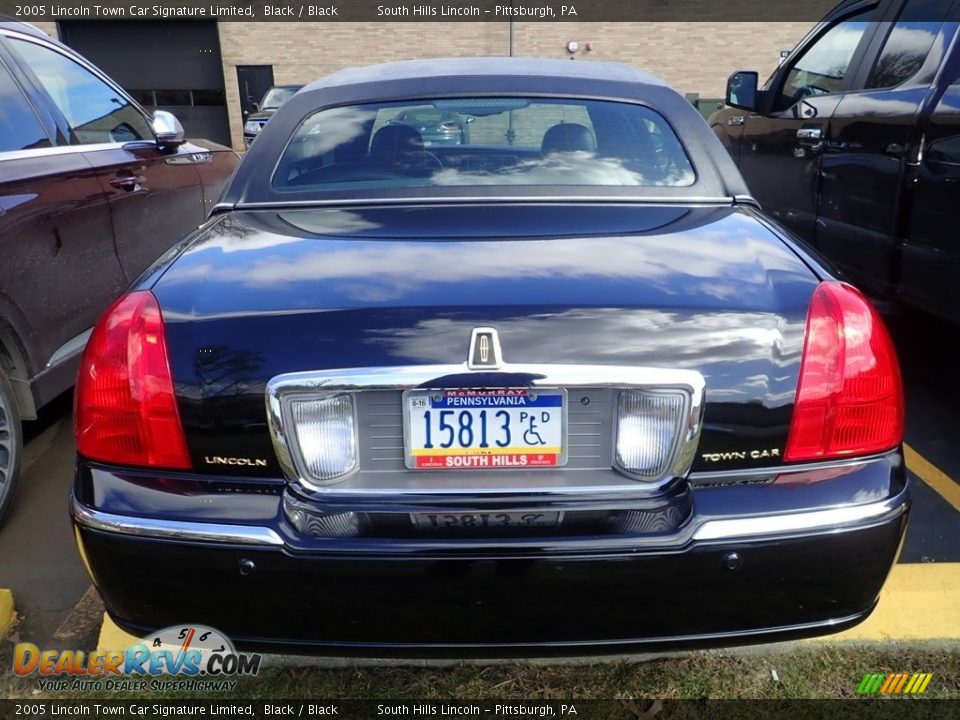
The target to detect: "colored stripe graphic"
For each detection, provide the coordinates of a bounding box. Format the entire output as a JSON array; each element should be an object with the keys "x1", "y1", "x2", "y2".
[
  {"x1": 879, "y1": 674, "x2": 897, "y2": 694},
  {"x1": 893, "y1": 674, "x2": 909, "y2": 693},
  {"x1": 857, "y1": 673, "x2": 932, "y2": 694},
  {"x1": 856, "y1": 674, "x2": 878, "y2": 694},
  {"x1": 870, "y1": 674, "x2": 886, "y2": 693},
  {"x1": 856, "y1": 673, "x2": 885, "y2": 694}
]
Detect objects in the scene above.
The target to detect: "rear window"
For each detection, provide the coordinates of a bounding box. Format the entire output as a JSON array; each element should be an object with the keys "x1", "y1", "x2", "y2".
[{"x1": 272, "y1": 97, "x2": 695, "y2": 193}]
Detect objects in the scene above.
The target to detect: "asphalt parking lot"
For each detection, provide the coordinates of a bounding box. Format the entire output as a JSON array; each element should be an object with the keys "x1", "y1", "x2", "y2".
[{"x1": 1, "y1": 306, "x2": 958, "y2": 652}]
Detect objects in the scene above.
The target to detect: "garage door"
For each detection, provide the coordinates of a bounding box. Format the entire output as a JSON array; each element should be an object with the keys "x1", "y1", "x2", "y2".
[{"x1": 59, "y1": 21, "x2": 231, "y2": 147}]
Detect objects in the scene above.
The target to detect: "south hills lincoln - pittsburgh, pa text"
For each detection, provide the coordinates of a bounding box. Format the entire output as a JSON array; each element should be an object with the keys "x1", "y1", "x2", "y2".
[
  {"x1": 34, "y1": 3, "x2": 577, "y2": 18},
  {"x1": 376, "y1": 5, "x2": 576, "y2": 17}
]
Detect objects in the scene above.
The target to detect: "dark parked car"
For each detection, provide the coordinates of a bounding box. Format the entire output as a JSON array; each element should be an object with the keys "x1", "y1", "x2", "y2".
[
  {"x1": 243, "y1": 84, "x2": 303, "y2": 147},
  {"x1": 387, "y1": 106, "x2": 473, "y2": 146},
  {"x1": 72, "y1": 58, "x2": 908, "y2": 657},
  {"x1": 710, "y1": 0, "x2": 960, "y2": 323},
  {"x1": 0, "y1": 22, "x2": 239, "y2": 524}
]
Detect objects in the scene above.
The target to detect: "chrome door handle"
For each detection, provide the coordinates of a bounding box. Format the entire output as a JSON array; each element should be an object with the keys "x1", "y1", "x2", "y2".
[
  {"x1": 796, "y1": 127, "x2": 823, "y2": 140},
  {"x1": 165, "y1": 152, "x2": 213, "y2": 166},
  {"x1": 109, "y1": 175, "x2": 142, "y2": 191}
]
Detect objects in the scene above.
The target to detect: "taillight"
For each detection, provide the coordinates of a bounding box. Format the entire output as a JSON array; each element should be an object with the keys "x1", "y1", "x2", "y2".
[
  {"x1": 74, "y1": 291, "x2": 190, "y2": 469},
  {"x1": 785, "y1": 281, "x2": 903, "y2": 462}
]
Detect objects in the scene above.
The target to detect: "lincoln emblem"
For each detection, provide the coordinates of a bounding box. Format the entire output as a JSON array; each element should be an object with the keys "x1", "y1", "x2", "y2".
[{"x1": 468, "y1": 327, "x2": 502, "y2": 369}]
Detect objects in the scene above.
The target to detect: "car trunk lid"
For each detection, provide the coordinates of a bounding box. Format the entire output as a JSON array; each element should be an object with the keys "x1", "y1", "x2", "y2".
[{"x1": 152, "y1": 204, "x2": 818, "y2": 478}]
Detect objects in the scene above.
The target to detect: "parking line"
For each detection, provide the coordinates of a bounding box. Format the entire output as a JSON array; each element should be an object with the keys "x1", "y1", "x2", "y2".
[
  {"x1": 905, "y1": 443, "x2": 960, "y2": 513},
  {"x1": 811, "y1": 563, "x2": 960, "y2": 641}
]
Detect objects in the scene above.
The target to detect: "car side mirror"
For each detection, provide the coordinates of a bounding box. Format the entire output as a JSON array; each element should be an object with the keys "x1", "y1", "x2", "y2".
[
  {"x1": 726, "y1": 70, "x2": 759, "y2": 111},
  {"x1": 251, "y1": 102, "x2": 260, "y2": 112},
  {"x1": 153, "y1": 110, "x2": 186, "y2": 146}
]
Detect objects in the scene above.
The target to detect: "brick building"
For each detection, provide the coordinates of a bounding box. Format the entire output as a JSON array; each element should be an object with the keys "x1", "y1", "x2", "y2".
[{"x1": 31, "y1": 20, "x2": 809, "y2": 149}]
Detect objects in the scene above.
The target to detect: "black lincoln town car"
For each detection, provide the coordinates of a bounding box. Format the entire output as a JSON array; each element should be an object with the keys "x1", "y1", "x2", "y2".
[{"x1": 71, "y1": 58, "x2": 908, "y2": 656}]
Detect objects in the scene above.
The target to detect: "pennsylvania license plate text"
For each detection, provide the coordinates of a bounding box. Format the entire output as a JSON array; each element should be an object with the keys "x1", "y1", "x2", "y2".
[{"x1": 404, "y1": 388, "x2": 566, "y2": 470}]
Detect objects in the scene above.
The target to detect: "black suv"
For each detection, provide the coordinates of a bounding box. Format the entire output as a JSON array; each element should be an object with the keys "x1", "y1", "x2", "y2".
[
  {"x1": 0, "y1": 22, "x2": 239, "y2": 524},
  {"x1": 243, "y1": 84, "x2": 303, "y2": 147},
  {"x1": 710, "y1": 0, "x2": 960, "y2": 323}
]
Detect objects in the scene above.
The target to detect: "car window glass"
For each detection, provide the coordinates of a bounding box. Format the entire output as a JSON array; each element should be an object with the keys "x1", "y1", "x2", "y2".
[
  {"x1": 776, "y1": 9, "x2": 875, "y2": 111},
  {"x1": 927, "y1": 135, "x2": 960, "y2": 164},
  {"x1": 373, "y1": 102, "x2": 594, "y2": 149},
  {"x1": 866, "y1": 0, "x2": 951, "y2": 88},
  {"x1": 273, "y1": 97, "x2": 696, "y2": 192},
  {"x1": 8, "y1": 38, "x2": 152, "y2": 145},
  {"x1": 261, "y1": 87, "x2": 296, "y2": 109},
  {"x1": 0, "y1": 60, "x2": 49, "y2": 152}
]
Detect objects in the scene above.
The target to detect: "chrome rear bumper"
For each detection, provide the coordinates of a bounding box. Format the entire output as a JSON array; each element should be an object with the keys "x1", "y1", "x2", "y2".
[{"x1": 72, "y1": 480, "x2": 909, "y2": 549}]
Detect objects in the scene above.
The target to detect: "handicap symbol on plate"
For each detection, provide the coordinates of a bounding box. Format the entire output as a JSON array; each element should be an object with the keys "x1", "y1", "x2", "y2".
[{"x1": 523, "y1": 412, "x2": 548, "y2": 446}]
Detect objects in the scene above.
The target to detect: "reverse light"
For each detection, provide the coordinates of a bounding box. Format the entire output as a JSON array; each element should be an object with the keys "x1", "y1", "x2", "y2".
[
  {"x1": 74, "y1": 291, "x2": 190, "y2": 469},
  {"x1": 289, "y1": 394, "x2": 357, "y2": 483},
  {"x1": 615, "y1": 389, "x2": 687, "y2": 479},
  {"x1": 785, "y1": 281, "x2": 903, "y2": 462}
]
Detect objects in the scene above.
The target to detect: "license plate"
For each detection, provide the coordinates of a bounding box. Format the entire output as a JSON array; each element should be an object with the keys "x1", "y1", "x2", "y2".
[
  {"x1": 403, "y1": 388, "x2": 566, "y2": 470},
  {"x1": 411, "y1": 511, "x2": 563, "y2": 530}
]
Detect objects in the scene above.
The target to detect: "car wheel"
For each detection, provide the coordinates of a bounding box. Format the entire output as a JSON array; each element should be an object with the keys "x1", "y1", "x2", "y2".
[{"x1": 0, "y1": 370, "x2": 22, "y2": 528}]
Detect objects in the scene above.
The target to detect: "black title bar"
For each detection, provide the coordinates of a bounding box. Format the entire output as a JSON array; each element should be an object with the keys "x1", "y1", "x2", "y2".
[
  {"x1": 1, "y1": 0, "x2": 853, "y2": 23},
  {"x1": 3, "y1": 699, "x2": 960, "y2": 720}
]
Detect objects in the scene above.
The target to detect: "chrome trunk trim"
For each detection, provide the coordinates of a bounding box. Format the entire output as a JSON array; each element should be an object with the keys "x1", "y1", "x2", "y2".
[{"x1": 265, "y1": 363, "x2": 706, "y2": 494}]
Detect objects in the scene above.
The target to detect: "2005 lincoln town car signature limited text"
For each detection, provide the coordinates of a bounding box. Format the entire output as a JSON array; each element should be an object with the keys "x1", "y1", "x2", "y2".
[{"x1": 70, "y1": 57, "x2": 909, "y2": 657}]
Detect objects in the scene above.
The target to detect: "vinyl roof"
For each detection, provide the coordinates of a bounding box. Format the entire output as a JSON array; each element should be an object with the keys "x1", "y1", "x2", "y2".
[{"x1": 303, "y1": 57, "x2": 668, "y2": 92}]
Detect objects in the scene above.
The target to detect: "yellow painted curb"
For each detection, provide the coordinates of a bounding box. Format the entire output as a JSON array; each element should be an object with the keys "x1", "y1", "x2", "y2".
[
  {"x1": 810, "y1": 563, "x2": 960, "y2": 642},
  {"x1": 97, "y1": 613, "x2": 141, "y2": 652},
  {"x1": 0, "y1": 588, "x2": 16, "y2": 639}
]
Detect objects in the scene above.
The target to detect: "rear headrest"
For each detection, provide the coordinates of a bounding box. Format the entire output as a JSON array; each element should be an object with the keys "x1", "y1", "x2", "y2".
[
  {"x1": 369, "y1": 124, "x2": 425, "y2": 163},
  {"x1": 541, "y1": 123, "x2": 597, "y2": 154}
]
